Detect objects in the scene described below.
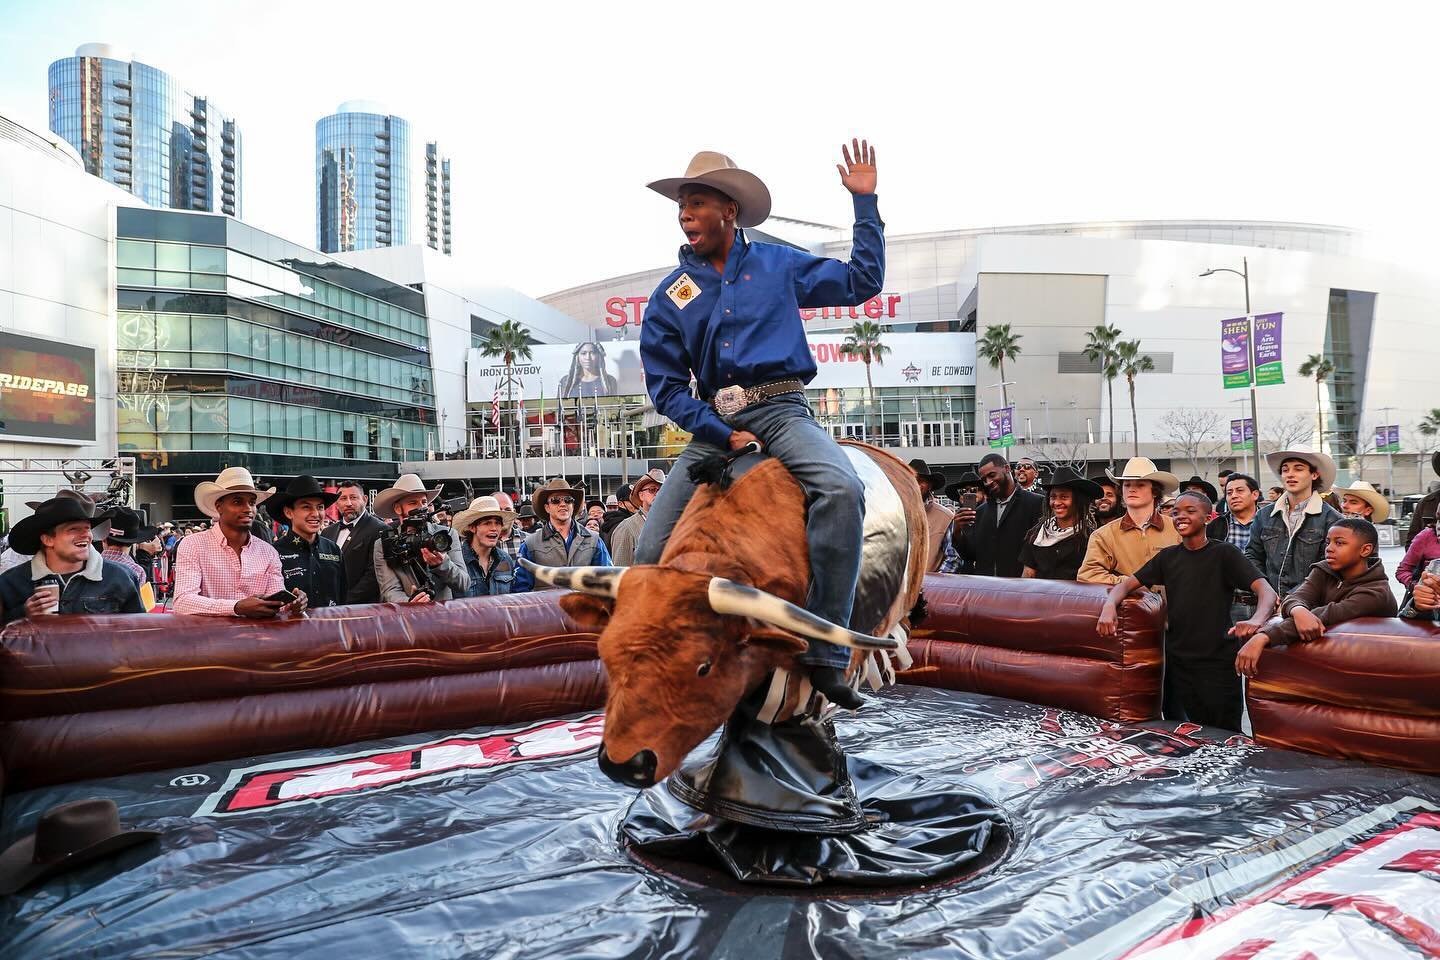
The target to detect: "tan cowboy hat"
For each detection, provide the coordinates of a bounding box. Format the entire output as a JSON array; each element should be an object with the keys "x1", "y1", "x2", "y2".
[
  {"x1": 1265, "y1": 446, "x2": 1337, "y2": 494},
  {"x1": 628, "y1": 468, "x2": 666, "y2": 509},
  {"x1": 531, "y1": 477, "x2": 586, "y2": 513},
  {"x1": 195, "y1": 467, "x2": 275, "y2": 519},
  {"x1": 451, "y1": 495, "x2": 518, "y2": 534},
  {"x1": 1333, "y1": 479, "x2": 1390, "y2": 522},
  {"x1": 647, "y1": 151, "x2": 772, "y2": 228},
  {"x1": 373, "y1": 474, "x2": 444, "y2": 520},
  {"x1": 1105, "y1": 457, "x2": 1180, "y2": 496}
]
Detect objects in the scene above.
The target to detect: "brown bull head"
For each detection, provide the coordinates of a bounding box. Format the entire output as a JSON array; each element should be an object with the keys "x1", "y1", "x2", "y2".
[{"x1": 521, "y1": 559, "x2": 897, "y2": 788}]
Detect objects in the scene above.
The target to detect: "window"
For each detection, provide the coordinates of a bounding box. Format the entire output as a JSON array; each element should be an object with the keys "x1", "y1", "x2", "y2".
[
  {"x1": 155, "y1": 243, "x2": 189, "y2": 271},
  {"x1": 343, "y1": 428, "x2": 356, "y2": 459},
  {"x1": 117, "y1": 239, "x2": 155, "y2": 268}
]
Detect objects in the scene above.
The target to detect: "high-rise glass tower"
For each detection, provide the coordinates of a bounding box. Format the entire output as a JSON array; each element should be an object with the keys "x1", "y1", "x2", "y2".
[
  {"x1": 47, "y1": 43, "x2": 241, "y2": 217},
  {"x1": 425, "y1": 141, "x2": 452, "y2": 255},
  {"x1": 316, "y1": 103, "x2": 410, "y2": 254}
]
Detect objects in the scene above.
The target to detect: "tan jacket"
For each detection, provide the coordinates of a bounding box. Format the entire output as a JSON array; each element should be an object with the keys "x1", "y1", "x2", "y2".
[
  {"x1": 1077, "y1": 510, "x2": 1181, "y2": 585},
  {"x1": 609, "y1": 511, "x2": 646, "y2": 566},
  {"x1": 925, "y1": 500, "x2": 955, "y2": 573}
]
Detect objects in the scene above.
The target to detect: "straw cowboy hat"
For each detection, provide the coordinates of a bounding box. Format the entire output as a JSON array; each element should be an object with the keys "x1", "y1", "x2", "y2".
[
  {"x1": 531, "y1": 477, "x2": 586, "y2": 512},
  {"x1": 628, "y1": 469, "x2": 666, "y2": 509},
  {"x1": 451, "y1": 495, "x2": 518, "y2": 534},
  {"x1": 195, "y1": 467, "x2": 275, "y2": 519},
  {"x1": 1106, "y1": 457, "x2": 1180, "y2": 496},
  {"x1": 373, "y1": 474, "x2": 444, "y2": 520},
  {"x1": 1332, "y1": 479, "x2": 1390, "y2": 522},
  {"x1": 264, "y1": 475, "x2": 339, "y2": 519},
  {"x1": 647, "y1": 151, "x2": 772, "y2": 228},
  {"x1": 8, "y1": 496, "x2": 115, "y2": 556},
  {"x1": 1265, "y1": 445, "x2": 1337, "y2": 494},
  {"x1": 0, "y1": 798, "x2": 158, "y2": 895}
]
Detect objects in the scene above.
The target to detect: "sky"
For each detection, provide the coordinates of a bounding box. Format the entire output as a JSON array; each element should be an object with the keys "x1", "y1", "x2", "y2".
[{"x1": 2, "y1": 1, "x2": 1437, "y2": 297}]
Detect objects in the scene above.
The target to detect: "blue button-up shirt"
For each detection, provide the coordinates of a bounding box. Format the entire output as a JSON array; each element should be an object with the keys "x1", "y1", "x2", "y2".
[{"x1": 640, "y1": 193, "x2": 885, "y2": 448}]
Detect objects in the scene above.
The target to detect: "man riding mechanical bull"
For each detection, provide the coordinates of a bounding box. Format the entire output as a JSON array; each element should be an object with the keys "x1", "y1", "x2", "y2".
[{"x1": 522, "y1": 140, "x2": 923, "y2": 788}]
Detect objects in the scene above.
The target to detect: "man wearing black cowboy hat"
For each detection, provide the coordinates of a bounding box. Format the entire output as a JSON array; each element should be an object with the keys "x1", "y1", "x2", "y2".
[
  {"x1": 273, "y1": 476, "x2": 347, "y2": 609},
  {"x1": 0, "y1": 495, "x2": 143, "y2": 625},
  {"x1": 101, "y1": 506, "x2": 159, "y2": 592},
  {"x1": 1404, "y1": 451, "x2": 1440, "y2": 549},
  {"x1": 909, "y1": 459, "x2": 953, "y2": 573}
]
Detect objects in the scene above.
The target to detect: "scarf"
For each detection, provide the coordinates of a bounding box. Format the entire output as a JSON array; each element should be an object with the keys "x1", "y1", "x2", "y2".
[{"x1": 1031, "y1": 517, "x2": 1079, "y2": 549}]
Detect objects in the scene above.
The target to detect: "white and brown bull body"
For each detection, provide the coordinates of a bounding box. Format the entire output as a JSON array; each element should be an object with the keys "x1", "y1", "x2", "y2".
[{"x1": 523, "y1": 441, "x2": 927, "y2": 787}]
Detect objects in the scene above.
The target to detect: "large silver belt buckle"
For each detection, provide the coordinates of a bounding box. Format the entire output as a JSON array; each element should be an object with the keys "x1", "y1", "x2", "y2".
[{"x1": 713, "y1": 384, "x2": 750, "y2": 417}]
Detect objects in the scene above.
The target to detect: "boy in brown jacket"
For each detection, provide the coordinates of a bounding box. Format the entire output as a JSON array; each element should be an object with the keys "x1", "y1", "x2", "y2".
[{"x1": 1236, "y1": 518, "x2": 1399, "y2": 677}]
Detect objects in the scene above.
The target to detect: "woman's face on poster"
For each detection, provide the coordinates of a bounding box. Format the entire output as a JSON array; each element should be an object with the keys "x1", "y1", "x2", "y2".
[{"x1": 577, "y1": 344, "x2": 601, "y2": 372}]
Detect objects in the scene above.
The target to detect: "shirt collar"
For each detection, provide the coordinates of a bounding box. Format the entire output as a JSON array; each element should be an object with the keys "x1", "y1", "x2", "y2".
[
  {"x1": 31, "y1": 545, "x2": 105, "y2": 582},
  {"x1": 1270, "y1": 492, "x2": 1324, "y2": 518},
  {"x1": 1119, "y1": 509, "x2": 1166, "y2": 532},
  {"x1": 680, "y1": 229, "x2": 749, "y2": 276}
]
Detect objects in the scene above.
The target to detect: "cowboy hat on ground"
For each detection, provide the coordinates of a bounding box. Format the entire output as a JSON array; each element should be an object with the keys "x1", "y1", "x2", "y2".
[
  {"x1": 907, "y1": 459, "x2": 948, "y2": 490},
  {"x1": 266, "y1": 476, "x2": 340, "y2": 519},
  {"x1": 0, "y1": 798, "x2": 158, "y2": 895},
  {"x1": 647, "y1": 151, "x2": 772, "y2": 228},
  {"x1": 195, "y1": 468, "x2": 275, "y2": 519},
  {"x1": 452, "y1": 495, "x2": 518, "y2": 534},
  {"x1": 105, "y1": 507, "x2": 160, "y2": 546},
  {"x1": 531, "y1": 477, "x2": 586, "y2": 512},
  {"x1": 8, "y1": 496, "x2": 115, "y2": 556},
  {"x1": 1265, "y1": 446, "x2": 1337, "y2": 494},
  {"x1": 1179, "y1": 475, "x2": 1219, "y2": 503},
  {"x1": 1106, "y1": 457, "x2": 1180, "y2": 496},
  {"x1": 628, "y1": 469, "x2": 666, "y2": 510},
  {"x1": 373, "y1": 474, "x2": 444, "y2": 520},
  {"x1": 1042, "y1": 467, "x2": 1104, "y2": 501},
  {"x1": 1333, "y1": 479, "x2": 1390, "y2": 522}
]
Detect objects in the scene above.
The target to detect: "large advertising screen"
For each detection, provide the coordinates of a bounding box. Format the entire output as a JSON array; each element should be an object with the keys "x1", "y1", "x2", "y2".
[
  {"x1": 0, "y1": 331, "x2": 98, "y2": 443},
  {"x1": 466, "y1": 333, "x2": 976, "y2": 402}
]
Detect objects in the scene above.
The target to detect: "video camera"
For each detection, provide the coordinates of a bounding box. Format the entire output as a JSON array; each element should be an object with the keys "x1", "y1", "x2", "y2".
[{"x1": 380, "y1": 508, "x2": 454, "y2": 568}]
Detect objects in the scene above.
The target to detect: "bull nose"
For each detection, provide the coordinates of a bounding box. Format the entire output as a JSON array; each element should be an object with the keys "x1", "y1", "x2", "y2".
[{"x1": 598, "y1": 747, "x2": 657, "y2": 788}]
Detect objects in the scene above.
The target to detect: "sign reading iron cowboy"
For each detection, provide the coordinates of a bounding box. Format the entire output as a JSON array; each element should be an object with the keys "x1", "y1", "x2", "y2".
[{"x1": 465, "y1": 333, "x2": 976, "y2": 402}]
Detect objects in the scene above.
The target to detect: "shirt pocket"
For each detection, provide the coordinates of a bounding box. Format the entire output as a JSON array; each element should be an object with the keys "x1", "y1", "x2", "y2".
[{"x1": 79, "y1": 596, "x2": 123, "y2": 614}]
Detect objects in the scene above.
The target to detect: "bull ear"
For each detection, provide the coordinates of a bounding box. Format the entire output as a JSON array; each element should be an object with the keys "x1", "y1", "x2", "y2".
[
  {"x1": 742, "y1": 627, "x2": 809, "y2": 658},
  {"x1": 560, "y1": 592, "x2": 614, "y2": 630}
]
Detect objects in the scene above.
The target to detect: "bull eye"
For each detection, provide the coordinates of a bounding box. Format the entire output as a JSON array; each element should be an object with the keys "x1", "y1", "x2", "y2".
[{"x1": 696, "y1": 659, "x2": 712, "y2": 677}]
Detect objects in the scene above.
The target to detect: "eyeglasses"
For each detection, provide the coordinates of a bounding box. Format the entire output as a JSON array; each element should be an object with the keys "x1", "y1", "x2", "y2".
[{"x1": 547, "y1": 496, "x2": 576, "y2": 506}]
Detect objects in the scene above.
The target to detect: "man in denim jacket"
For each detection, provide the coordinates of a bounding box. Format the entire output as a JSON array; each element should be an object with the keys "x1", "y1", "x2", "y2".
[
  {"x1": 0, "y1": 495, "x2": 143, "y2": 624},
  {"x1": 1246, "y1": 447, "x2": 1342, "y2": 597}
]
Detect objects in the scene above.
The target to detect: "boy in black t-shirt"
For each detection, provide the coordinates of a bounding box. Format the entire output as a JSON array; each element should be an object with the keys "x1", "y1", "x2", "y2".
[{"x1": 1097, "y1": 491, "x2": 1277, "y2": 730}]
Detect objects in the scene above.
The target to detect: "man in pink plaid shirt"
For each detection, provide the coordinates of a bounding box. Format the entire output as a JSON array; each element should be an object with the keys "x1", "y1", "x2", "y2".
[{"x1": 173, "y1": 468, "x2": 307, "y2": 618}]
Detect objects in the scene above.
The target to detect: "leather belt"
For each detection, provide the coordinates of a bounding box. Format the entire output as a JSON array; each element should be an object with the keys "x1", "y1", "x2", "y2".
[{"x1": 711, "y1": 379, "x2": 805, "y2": 417}]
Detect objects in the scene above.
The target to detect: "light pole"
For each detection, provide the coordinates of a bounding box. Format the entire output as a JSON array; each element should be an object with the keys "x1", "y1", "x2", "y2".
[
  {"x1": 1200, "y1": 257, "x2": 1262, "y2": 475},
  {"x1": 1232, "y1": 397, "x2": 1252, "y2": 476}
]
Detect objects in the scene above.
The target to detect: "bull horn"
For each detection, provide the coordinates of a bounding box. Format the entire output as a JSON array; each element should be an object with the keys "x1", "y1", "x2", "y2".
[
  {"x1": 518, "y1": 557, "x2": 626, "y2": 598},
  {"x1": 706, "y1": 578, "x2": 898, "y2": 651}
]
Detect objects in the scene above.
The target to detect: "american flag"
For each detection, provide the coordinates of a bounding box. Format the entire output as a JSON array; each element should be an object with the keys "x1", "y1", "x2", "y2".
[{"x1": 491, "y1": 388, "x2": 501, "y2": 428}]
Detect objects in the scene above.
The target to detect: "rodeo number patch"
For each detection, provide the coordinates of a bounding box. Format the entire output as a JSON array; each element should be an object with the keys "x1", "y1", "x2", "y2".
[
  {"x1": 666, "y1": 273, "x2": 700, "y2": 309},
  {"x1": 192, "y1": 715, "x2": 605, "y2": 817}
]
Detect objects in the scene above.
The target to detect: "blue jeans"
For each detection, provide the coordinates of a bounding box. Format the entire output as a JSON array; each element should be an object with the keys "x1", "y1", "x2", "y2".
[{"x1": 634, "y1": 394, "x2": 863, "y2": 669}]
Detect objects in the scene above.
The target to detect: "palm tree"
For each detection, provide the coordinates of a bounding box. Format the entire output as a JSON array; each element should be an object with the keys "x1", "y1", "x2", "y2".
[
  {"x1": 838, "y1": 320, "x2": 890, "y2": 441},
  {"x1": 1084, "y1": 324, "x2": 1123, "y2": 467},
  {"x1": 977, "y1": 323, "x2": 1023, "y2": 410},
  {"x1": 1297, "y1": 354, "x2": 1336, "y2": 455},
  {"x1": 1116, "y1": 339, "x2": 1155, "y2": 458},
  {"x1": 477, "y1": 319, "x2": 534, "y2": 494},
  {"x1": 1421, "y1": 408, "x2": 1440, "y2": 438}
]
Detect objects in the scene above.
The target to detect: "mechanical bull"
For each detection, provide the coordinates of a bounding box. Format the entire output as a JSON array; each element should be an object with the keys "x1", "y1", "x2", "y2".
[{"x1": 521, "y1": 442, "x2": 927, "y2": 789}]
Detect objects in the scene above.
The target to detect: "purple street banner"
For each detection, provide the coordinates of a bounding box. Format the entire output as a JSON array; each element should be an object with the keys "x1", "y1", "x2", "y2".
[
  {"x1": 1230, "y1": 418, "x2": 1255, "y2": 451},
  {"x1": 1252, "y1": 312, "x2": 1285, "y2": 386},
  {"x1": 1375, "y1": 424, "x2": 1400, "y2": 453},
  {"x1": 1220, "y1": 318, "x2": 1251, "y2": 389},
  {"x1": 988, "y1": 405, "x2": 1015, "y2": 448}
]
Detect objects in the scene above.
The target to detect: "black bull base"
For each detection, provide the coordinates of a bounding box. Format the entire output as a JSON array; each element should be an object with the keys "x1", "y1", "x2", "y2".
[{"x1": 5, "y1": 687, "x2": 1440, "y2": 959}]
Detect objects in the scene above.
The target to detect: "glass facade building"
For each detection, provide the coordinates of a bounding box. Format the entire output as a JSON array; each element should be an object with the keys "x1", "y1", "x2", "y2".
[
  {"x1": 425, "y1": 141, "x2": 452, "y2": 255},
  {"x1": 47, "y1": 44, "x2": 240, "y2": 216},
  {"x1": 316, "y1": 103, "x2": 410, "y2": 253},
  {"x1": 116, "y1": 207, "x2": 437, "y2": 518}
]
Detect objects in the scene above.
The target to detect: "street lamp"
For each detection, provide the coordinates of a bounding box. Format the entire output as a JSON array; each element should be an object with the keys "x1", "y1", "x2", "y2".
[{"x1": 1200, "y1": 257, "x2": 1262, "y2": 473}]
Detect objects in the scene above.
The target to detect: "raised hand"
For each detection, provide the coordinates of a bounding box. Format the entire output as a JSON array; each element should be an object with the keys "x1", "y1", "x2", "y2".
[{"x1": 836, "y1": 138, "x2": 877, "y2": 195}]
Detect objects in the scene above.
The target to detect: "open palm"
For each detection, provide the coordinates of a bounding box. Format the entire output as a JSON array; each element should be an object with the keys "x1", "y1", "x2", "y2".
[{"x1": 836, "y1": 138, "x2": 877, "y2": 195}]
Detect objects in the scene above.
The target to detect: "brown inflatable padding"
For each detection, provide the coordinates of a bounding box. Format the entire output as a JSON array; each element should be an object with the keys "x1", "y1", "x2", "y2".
[
  {"x1": 0, "y1": 594, "x2": 598, "y2": 721},
  {"x1": 1246, "y1": 697, "x2": 1440, "y2": 775},
  {"x1": 904, "y1": 575, "x2": 1164, "y2": 722},
  {"x1": 3, "y1": 660, "x2": 607, "y2": 791},
  {"x1": 1245, "y1": 620, "x2": 1440, "y2": 717}
]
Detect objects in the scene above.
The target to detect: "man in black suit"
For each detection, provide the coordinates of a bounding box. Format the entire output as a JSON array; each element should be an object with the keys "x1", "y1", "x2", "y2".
[
  {"x1": 321, "y1": 480, "x2": 389, "y2": 604},
  {"x1": 948, "y1": 452, "x2": 1045, "y2": 577}
]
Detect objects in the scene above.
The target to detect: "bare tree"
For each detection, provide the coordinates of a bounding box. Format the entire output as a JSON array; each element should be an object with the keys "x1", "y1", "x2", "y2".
[
  {"x1": 1262, "y1": 413, "x2": 1315, "y2": 452},
  {"x1": 1158, "y1": 409, "x2": 1227, "y2": 478},
  {"x1": 1348, "y1": 427, "x2": 1378, "y2": 482},
  {"x1": 1031, "y1": 437, "x2": 1092, "y2": 477}
]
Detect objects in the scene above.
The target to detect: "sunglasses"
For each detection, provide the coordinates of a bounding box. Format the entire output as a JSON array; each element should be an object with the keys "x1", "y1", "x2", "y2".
[{"x1": 546, "y1": 496, "x2": 576, "y2": 506}]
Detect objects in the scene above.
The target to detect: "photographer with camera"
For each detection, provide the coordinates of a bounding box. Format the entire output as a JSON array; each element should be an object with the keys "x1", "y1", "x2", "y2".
[{"x1": 371, "y1": 475, "x2": 470, "y2": 604}]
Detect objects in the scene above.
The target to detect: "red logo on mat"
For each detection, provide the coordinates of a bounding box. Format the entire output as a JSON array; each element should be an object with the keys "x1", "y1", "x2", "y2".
[{"x1": 194, "y1": 715, "x2": 604, "y2": 816}]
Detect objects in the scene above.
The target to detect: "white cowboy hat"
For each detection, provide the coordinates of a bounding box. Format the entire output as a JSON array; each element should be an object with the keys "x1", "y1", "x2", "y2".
[
  {"x1": 1265, "y1": 446, "x2": 1337, "y2": 494},
  {"x1": 1332, "y1": 479, "x2": 1390, "y2": 522},
  {"x1": 451, "y1": 495, "x2": 518, "y2": 535},
  {"x1": 647, "y1": 151, "x2": 772, "y2": 228},
  {"x1": 1105, "y1": 457, "x2": 1180, "y2": 496},
  {"x1": 195, "y1": 467, "x2": 275, "y2": 519},
  {"x1": 373, "y1": 474, "x2": 443, "y2": 520}
]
